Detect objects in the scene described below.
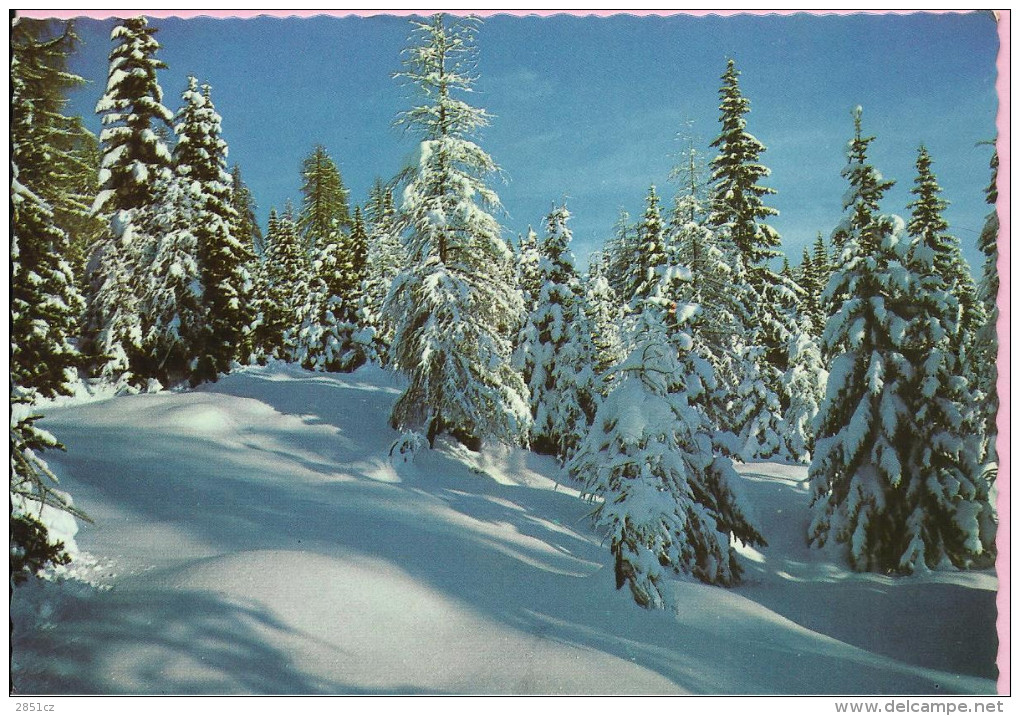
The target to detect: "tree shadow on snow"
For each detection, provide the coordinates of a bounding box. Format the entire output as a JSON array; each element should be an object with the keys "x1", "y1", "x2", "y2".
[
  {"x1": 33, "y1": 377, "x2": 1000, "y2": 695},
  {"x1": 12, "y1": 583, "x2": 340, "y2": 694}
]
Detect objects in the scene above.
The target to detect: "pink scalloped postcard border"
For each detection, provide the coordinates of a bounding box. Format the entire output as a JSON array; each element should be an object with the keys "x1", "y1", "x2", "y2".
[{"x1": 13, "y1": 7, "x2": 1012, "y2": 696}]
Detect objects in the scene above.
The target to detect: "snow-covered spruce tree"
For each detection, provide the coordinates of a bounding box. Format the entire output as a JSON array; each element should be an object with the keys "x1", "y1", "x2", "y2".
[
  {"x1": 296, "y1": 205, "x2": 376, "y2": 372},
  {"x1": 247, "y1": 210, "x2": 278, "y2": 362},
  {"x1": 780, "y1": 320, "x2": 827, "y2": 464},
  {"x1": 708, "y1": 58, "x2": 782, "y2": 290},
  {"x1": 798, "y1": 239, "x2": 828, "y2": 338},
  {"x1": 908, "y1": 147, "x2": 984, "y2": 358},
  {"x1": 809, "y1": 109, "x2": 912, "y2": 571},
  {"x1": 516, "y1": 205, "x2": 596, "y2": 461},
  {"x1": 298, "y1": 144, "x2": 353, "y2": 251},
  {"x1": 231, "y1": 164, "x2": 265, "y2": 257},
  {"x1": 87, "y1": 16, "x2": 174, "y2": 384},
  {"x1": 386, "y1": 15, "x2": 529, "y2": 450},
  {"x1": 809, "y1": 108, "x2": 990, "y2": 572},
  {"x1": 10, "y1": 20, "x2": 89, "y2": 397},
  {"x1": 667, "y1": 131, "x2": 710, "y2": 231},
  {"x1": 584, "y1": 252, "x2": 626, "y2": 390},
  {"x1": 629, "y1": 185, "x2": 671, "y2": 308},
  {"x1": 517, "y1": 227, "x2": 543, "y2": 314},
  {"x1": 569, "y1": 292, "x2": 764, "y2": 607},
  {"x1": 666, "y1": 166, "x2": 750, "y2": 433},
  {"x1": 10, "y1": 385, "x2": 90, "y2": 583},
  {"x1": 511, "y1": 227, "x2": 544, "y2": 391},
  {"x1": 706, "y1": 58, "x2": 797, "y2": 460},
  {"x1": 809, "y1": 109, "x2": 909, "y2": 569},
  {"x1": 138, "y1": 169, "x2": 203, "y2": 384},
  {"x1": 362, "y1": 182, "x2": 405, "y2": 363},
  {"x1": 899, "y1": 145, "x2": 995, "y2": 569},
  {"x1": 173, "y1": 80, "x2": 253, "y2": 384},
  {"x1": 973, "y1": 150, "x2": 999, "y2": 467},
  {"x1": 603, "y1": 209, "x2": 640, "y2": 303},
  {"x1": 258, "y1": 207, "x2": 311, "y2": 360}
]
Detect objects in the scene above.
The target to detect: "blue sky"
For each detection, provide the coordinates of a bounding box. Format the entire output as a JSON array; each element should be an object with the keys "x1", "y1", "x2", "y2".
[{"x1": 61, "y1": 11, "x2": 1000, "y2": 270}]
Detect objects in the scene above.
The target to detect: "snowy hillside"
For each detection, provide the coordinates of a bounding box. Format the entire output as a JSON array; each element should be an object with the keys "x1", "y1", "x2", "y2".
[{"x1": 11, "y1": 364, "x2": 998, "y2": 695}]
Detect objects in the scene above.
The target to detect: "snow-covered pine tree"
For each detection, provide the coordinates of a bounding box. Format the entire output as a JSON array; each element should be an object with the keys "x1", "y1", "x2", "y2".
[
  {"x1": 91, "y1": 17, "x2": 173, "y2": 220},
  {"x1": 973, "y1": 150, "x2": 999, "y2": 467},
  {"x1": 809, "y1": 108, "x2": 989, "y2": 572},
  {"x1": 87, "y1": 16, "x2": 174, "y2": 384},
  {"x1": 517, "y1": 227, "x2": 543, "y2": 314},
  {"x1": 899, "y1": 145, "x2": 994, "y2": 569},
  {"x1": 386, "y1": 15, "x2": 529, "y2": 450},
  {"x1": 362, "y1": 182, "x2": 405, "y2": 363},
  {"x1": 667, "y1": 167, "x2": 749, "y2": 431},
  {"x1": 173, "y1": 79, "x2": 253, "y2": 384},
  {"x1": 813, "y1": 231, "x2": 839, "y2": 329},
  {"x1": 10, "y1": 385, "x2": 89, "y2": 583},
  {"x1": 798, "y1": 243, "x2": 827, "y2": 338},
  {"x1": 708, "y1": 58, "x2": 782, "y2": 286},
  {"x1": 516, "y1": 205, "x2": 596, "y2": 461},
  {"x1": 231, "y1": 164, "x2": 265, "y2": 257},
  {"x1": 630, "y1": 185, "x2": 670, "y2": 309},
  {"x1": 907, "y1": 146, "x2": 984, "y2": 357},
  {"x1": 511, "y1": 227, "x2": 543, "y2": 399},
  {"x1": 296, "y1": 206, "x2": 375, "y2": 372},
  {"x1": 584, "y1": 252, "x2": 625, "y2": 390},
  {"x1": 809, "y1": 108, "x2": 914, "y2": 571},
  {"x1": 247, "y1": 209, "x2": 278, "y2": 362},
  {"x1": 780, "y1": 321, "x2": 827, "y2": 464},
  {"x1": 569, "y1": 291, "x2": 764, "y2": 607},
  {"x1": 603, "y1": 209, "x2": 639, "y2": 303},
  {"x1": 10, "y1": 20, "x2": 89, "y2": 397},
  {"x1": 258, "y1": 207, "x2": 311, "y2": 360},
  {"x1": 706, "y1": 58, "x2": 797, "y2": 460},
  {"x1": 138, "y1": 169, "x2": 203, "y2": 384},
  {"x1": 812, "y1": 231, "x2": 832, "y2": 285},
  {"x1": 667, "y1": 130, "x2": 709, "y2": 231},
  {"x1": 298, "y1": 145, "x2": 353, "y2": 252}
]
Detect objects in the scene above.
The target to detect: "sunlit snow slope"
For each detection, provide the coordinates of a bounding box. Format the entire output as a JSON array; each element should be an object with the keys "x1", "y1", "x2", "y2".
[{"x1": 11, "y1": 364, "x2": 998, "y2": 694}]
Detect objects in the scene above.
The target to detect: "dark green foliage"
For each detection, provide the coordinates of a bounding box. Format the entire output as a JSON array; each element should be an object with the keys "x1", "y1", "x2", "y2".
[
  {"x1": 231, "y1": 164, "x2": 265, "y2": 257},
  {"x1": 906, "y1": 146, "x2": 983, "y2": 345},
  {"x1": 298, "y1": 145, "x2": 353, "y2": 250},
  {"x1": 92, "y1": 17, "x2": 174, "y2": 215},
  {"x1": 10, "y1": 511, "x2": 71, "y2": 586},
  {"x1": 974, "y1": 150, "x2": 999, "y2": 464},
  {"x1": 810, "y1": 109, "x2": 992, "y2": 573},
  {"x1": 708, "y1": 59, "x2": 782, "y2": 281},
  {"x1": 10, "y1": 19, "x2": 88, "y2": 397},
  {"x1": 86, "y1": 16, "x2": 175, "y2": 383},
  {"x1": 258, "y1": 208, "x2": 310, "y2": 359},
  {"x1": 631, "y1": 185, "x2": 669, "y2": 305},
  {"x1": 797, "y1": 238, "x2": 828, "y2": 337},
  {"x1": 603, "y1": 210, "x2": 639, "y2": 302},
  {"x1": 10, "y1": 388, "x2": 89, "y2": 583},
  {"x1": 173, "y1": 79, "x2": 253, "y2": 383}
]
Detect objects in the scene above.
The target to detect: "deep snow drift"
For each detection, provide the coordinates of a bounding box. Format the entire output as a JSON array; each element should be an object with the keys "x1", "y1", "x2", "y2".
[{"x1": 10, "y1": 364, "x2": 998, "y2": 694}]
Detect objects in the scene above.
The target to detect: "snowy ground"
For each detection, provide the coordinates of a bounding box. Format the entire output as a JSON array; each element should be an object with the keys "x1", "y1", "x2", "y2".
[{"x1": 10, "y1": 364, "x2": 999, "y2": 695}]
